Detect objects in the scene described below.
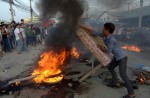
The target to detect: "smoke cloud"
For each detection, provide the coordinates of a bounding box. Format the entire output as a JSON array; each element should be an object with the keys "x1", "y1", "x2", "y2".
[
  {"x1": 39, "y1": 0, "x2": 84, "y2": 51},
  {"x1": 97, "y1": 0, "x2": 129, "y2": 9}
]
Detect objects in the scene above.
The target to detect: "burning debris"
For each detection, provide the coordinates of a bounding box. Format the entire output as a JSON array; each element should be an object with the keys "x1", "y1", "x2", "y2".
[
  {"x1": 132, "y1": 65, "x2": 150, "y2": 85},
  {"x1": 122, "y1": 45, "x2": 142, "y2": 52},
  {"x1": 32, "y1": 48, "x2": 80, "y2": 84},
  {"x1": 71, "y1": 47, "x2": 80, "y2": 59},
  {"x1": 32, "y1": 49, "x2": 68, "y2": 84},
  {"x1": 138, "y1": 73, "x2": 147, "y2": 84}
]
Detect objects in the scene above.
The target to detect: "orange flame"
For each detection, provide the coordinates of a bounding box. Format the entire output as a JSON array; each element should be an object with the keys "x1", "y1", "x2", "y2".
[
  {"x1": 32, "y1": 49, "x2": 69, "y2": 84},
  {"x1": 71, "y1": 47, "x2": 80, "y2": 59},
  {"x1": 15, "y1": 81, "x2": 21, "y2": 86},
  {"x1": 139, "y1": 73, "x2": 146, "y2": 84},
  {"x1": 32, "y1": 47, "x2": 80, "y2": 84},
  {"x1": 122, "y1": 45, "x2": 141, "y2": 52}
]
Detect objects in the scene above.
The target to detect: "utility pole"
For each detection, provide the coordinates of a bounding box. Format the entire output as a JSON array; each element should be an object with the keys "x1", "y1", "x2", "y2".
[
  {"x1": 127, "y1": 3, "x2": 130, "y2": 12},
  {"x1": 9, "y1": 0, "x2": 14, "y2": 21},
  {"x1": 30, "y1": 0, "x2": 33, "y2": 22},
  {"x1": 139, "y1": 0, "x2": 143, "y2": 28},
  {"x1": 126, "y1": 2, "x2": 133, "y2": 13}
]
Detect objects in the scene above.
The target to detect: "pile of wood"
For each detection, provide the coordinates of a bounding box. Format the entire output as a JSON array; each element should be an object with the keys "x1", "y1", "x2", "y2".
[{"x1": 132, "y1": 67, "x2": 150, "y2": 85}]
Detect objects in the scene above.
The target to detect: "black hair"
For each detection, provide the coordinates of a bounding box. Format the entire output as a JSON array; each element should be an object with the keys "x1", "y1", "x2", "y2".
[
  {"x1": 15, "y1": 24, "x2": 20, "y2": 27},
  {"x1": 1, "y1": 22, "x2": 4, "y2": 25},
  {"x1": 21, "y1": 19, "x2": 24, "y2": 21},
  {"x1": 1, "y1": 24, "x2": 5, "y2": 27},
  {"x1": 104, "y1": 23, "x2": 115, "y2": 34},
  {"x1": 12, "y1": 21, "x2": 16, "y2": 24}
]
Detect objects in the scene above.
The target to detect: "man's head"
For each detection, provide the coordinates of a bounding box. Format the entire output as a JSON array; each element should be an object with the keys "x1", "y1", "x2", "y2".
[
  {"x1": 1, "y1": 24, "x2": 6, "y2": 29},
  {"x1": 21, "y1": 19, "x2": 24, "y2": 23},
  {"x1": 11, "y1": 21, "x2": 16, "y2": 26},
  {"x1": 16, "y1": 24, "x2": 21, "y2": 29},
  {"x1": 102, "y1": 22, "x2": 115, "y2": 37},
  {"x1": 1, "y1": 22, "x2": 4, "y2": 25}
]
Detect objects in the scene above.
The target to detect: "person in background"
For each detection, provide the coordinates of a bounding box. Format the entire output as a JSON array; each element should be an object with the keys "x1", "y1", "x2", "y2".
[
  {"x1": 1, "y1": 24, "x2": 11, "y2": 53},
  {"x1": 35, "y1": 27, "x2": 42, "y2": 44},
  {"x1": 40, "y1": 25, "x2": 45, "y2": 41},
  {"x1": 0, "y1": 27, "x2": 3, "y2": 59},
  {"x1": 25, "y1": 25, "x2": 32, "y2": 46},
  {"x1": 7, "y1": 24, "x2": 14, "y2": 49},
  {"x1": 14, "y1": 24, "x2": 23, "y2": 54},
  {"x1": 21, "y1": 19, "x2": 26, "y2": 27},
  {"x1": 20, "y1": 23, "x2": 28, "y2": 51},
  {"x1": 31, "y1": 26, "x2": 37, "y2": 46},
  {"x1": 45, "y1": 27, "x2": 48, "y2": 37},
  {"x1": 10, "y1": 21, "x2": 16, "y2": 48}
]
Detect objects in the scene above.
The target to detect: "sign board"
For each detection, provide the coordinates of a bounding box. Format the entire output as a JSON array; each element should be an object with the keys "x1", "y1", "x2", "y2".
[{"x1": 77, "y1": 28, "x2": 112, "y2": 66}]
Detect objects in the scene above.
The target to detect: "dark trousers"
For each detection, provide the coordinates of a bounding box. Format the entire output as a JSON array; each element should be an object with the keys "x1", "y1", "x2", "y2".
[
  {"x1": 8, "y1": 37, "x2": 13, "y2": 49},
  {"x1": 26, "y1": 36, "x2": 31, "y2": 46},
  {"x1": 3, "y1": 38, "x2": 11, "y2": 52},
  {"x1": 108, "y1": 57, "x2": 134, "y2": 95},
  {"x1": 31, "y1": 35, "x2": 37, "y2": 45}
]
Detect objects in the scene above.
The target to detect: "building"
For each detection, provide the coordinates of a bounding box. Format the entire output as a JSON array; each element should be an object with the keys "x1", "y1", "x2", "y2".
[
  {"x1": 32, "y1": 16, "x2": 40, "y2": 23},
  {"x1": 119, "y1": 5, "x2": 150, "y2": 27},
  {"x1": 24, "y1": 18, "x2": 30, "y2": 23}
]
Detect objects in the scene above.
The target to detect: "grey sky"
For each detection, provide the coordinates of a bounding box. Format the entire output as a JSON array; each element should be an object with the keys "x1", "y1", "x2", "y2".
[{"x1": 0, "y1": 0, "x2": 38, "y2": 22}]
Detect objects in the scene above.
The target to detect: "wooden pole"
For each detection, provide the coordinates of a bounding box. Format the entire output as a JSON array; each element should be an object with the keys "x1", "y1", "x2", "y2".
[
  {"x1": 30, "y1": 0, "x2": 33, "y2": 22},
  {"x1": 9, "y1": 0, "x2": 14, "y2": 21}
]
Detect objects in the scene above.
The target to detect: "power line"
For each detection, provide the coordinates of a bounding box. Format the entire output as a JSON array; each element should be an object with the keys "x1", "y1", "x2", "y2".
[{"x1": 0, "y1": 0, "x2": 38, "y2": 16}]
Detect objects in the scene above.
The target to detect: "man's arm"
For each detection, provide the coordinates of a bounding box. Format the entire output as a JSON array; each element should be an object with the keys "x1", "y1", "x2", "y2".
[
  {"x1": 98, "y1": 45, "x2": 108, "y2": 53},
  {"x1": 18, "y1": 33, "x2": 23, "y2": 40},
  {"x1": 1, "y1": 29, "x2": 7, "y2": 35}
]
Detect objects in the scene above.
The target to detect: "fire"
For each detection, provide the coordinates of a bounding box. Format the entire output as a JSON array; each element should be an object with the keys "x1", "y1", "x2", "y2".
[
  {"x1": 15, "y1": 81, "x2": 21, "y2": 86},
  {"x1": 71, "y1": 47, "x2": 80, "y2": 59},
  {"x1": 122, "y1": 45, "x2": 142, "y2": 52},
  {"x1": 32, "y1": 49, "x2": 69, "y2": 84},
  {"x1": 32, "y1": 47, "x2": 80, "y2": 84},
  {"x1": 138, "y1": 73, "x2": 146, "y2": 84}
]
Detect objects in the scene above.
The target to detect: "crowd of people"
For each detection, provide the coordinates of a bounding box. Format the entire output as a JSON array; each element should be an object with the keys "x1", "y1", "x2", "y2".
[{"x1": 0, "y1": 19, "x2": 46, "y2": 59}]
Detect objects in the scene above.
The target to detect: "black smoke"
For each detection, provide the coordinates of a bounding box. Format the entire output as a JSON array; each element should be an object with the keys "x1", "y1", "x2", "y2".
[{"x1": 39, "y1": 0, "x2": 84, "y2": 51}]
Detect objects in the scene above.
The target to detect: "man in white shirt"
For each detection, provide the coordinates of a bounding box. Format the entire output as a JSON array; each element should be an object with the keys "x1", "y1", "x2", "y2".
[
  {"x1": 20, "y1": 23, "x2": 28, "y2": 51},
  {"x1": 14, "y1": 24, "x2": 23, "y2": 54}
]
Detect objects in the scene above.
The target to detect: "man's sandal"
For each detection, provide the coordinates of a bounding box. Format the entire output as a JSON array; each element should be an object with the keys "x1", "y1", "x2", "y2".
[{"x1": 123, "y1": 95, "x2": 135, "y2": 98}]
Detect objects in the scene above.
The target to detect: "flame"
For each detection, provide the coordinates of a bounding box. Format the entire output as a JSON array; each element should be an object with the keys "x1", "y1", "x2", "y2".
[
  {"x1": 122, "y1": 45, "x2": 141, "y2": 52},
  {"x1": 139, "y1": 73, "x2": 146, "y2": 84},
  {"x1": 15, "y1": 81, "x2": 21, "y2": 86},
  {"x1": 71, "y1": 47, "x2": 80, "y2": 59},
  {"x1": 32, "y1": 49, "x2": 69, "y2": 84}
]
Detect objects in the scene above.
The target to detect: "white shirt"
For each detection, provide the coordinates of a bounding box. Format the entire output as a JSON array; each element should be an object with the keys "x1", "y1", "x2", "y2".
[
  {"x1": 20, "y1": 28, "x2": 26, "y2": 38},
  {"x1": 14, "y1": 28, "x2": 20, "y2": 40}
]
